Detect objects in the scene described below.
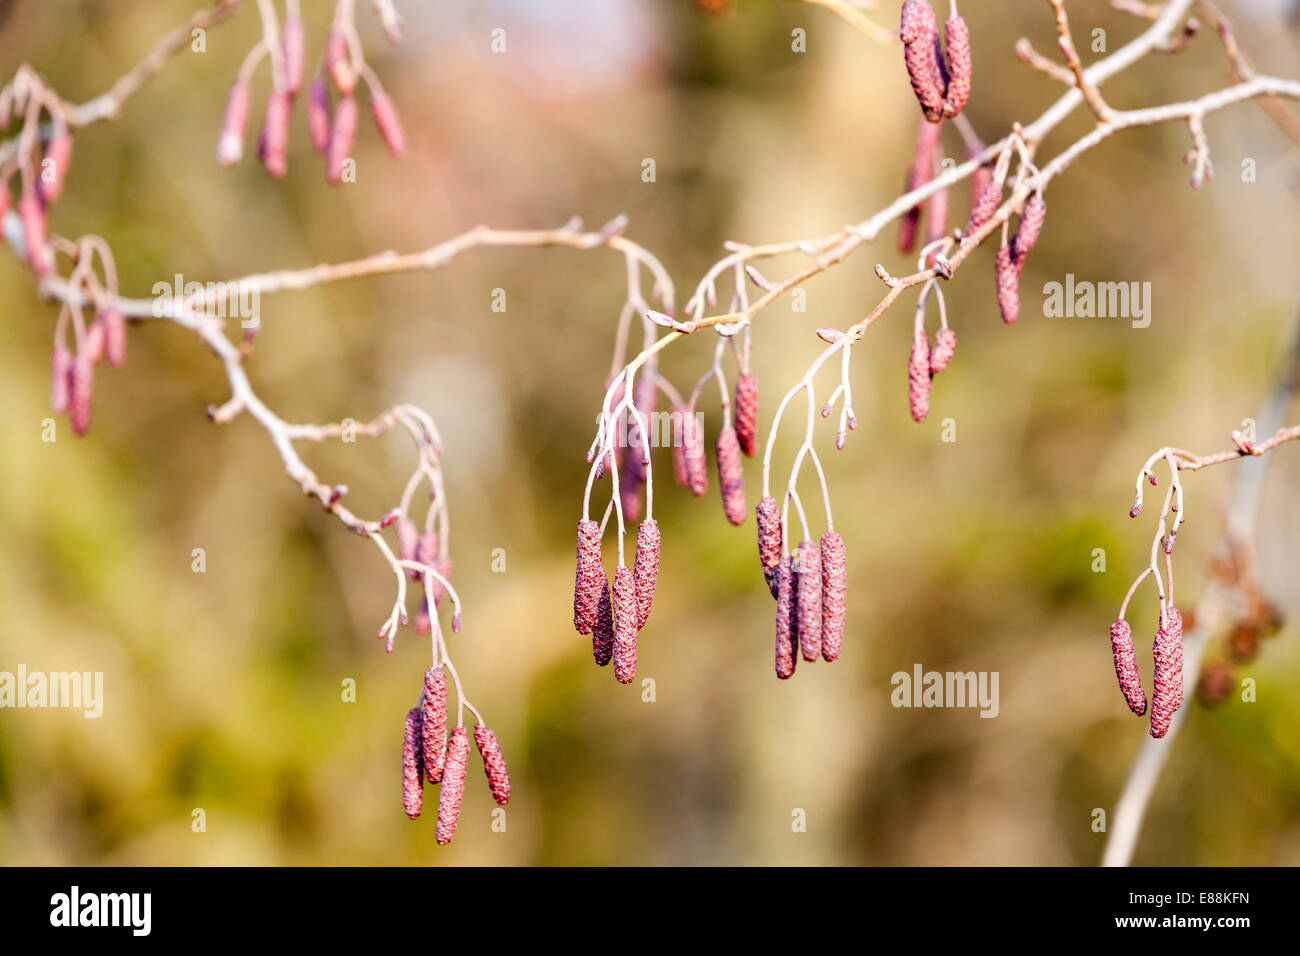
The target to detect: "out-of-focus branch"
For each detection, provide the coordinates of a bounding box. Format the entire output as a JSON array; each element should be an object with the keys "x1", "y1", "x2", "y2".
[{"x1": 799, "y1": 0, "x2": 892, "y2": 44}]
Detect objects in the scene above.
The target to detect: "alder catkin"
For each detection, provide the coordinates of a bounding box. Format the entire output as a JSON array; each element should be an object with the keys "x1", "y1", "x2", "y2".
[
  {"x1": 775, "y1": 554, "x2": 797, "y2": 679},
  {"x1": 592, "y1": 574, "x2": 614, "y2": 666},
  {"x1": 734, "y1": 371, "x2": 759, "y2": 457},
  {"x1": 327, "y1": 95, "x2": 358, "y2": 185},
  {"x1": 325, "y1": 28, "x2": 356, "y2": 95},
  {"x1": 307, "y1": 77, "x2": 331, "y2": 152},
  {"x1": 402, "y1": 705, "x2": 424, "y2": 820},
  {"x1": 260, "y1": 90, "x2": 292, "y2": 178},
  {"x1": 1010, "y1": 193, "x2": 1046, "y2": 273},
  {"x1": 435, "y1": 727, "x2": 469, "y2": 845},
  {"x1": 69, "y1": 350, "x2": 94, "y2": 436},
  {"x1": 900, "y1": 0, "x2": 946, "y2": 122},
  {"x1": 573, "y1": 518, "x2": 603, "y2": 635},
  {"x1": 820, "y1": 532, "x2": 846, "y2": 662},
  {"x1": 994, "y1": 243, "x2": 1020, "y2": 325},
  {"x1": 632, "y1": 519, "x2": 660, "y2": 630},
  {"x1": 682, "y1": 409, "x2": 708, "y2": 497},
  {"x1": 1109, "y1": 619, "x2": 1147, "y2": 716},
  {"x1": 612, "y1": 565, "x2": 637, "y2": 684},
  {"x1": 1149, "y1": 607, "x2": 1184, "y2": 739},
  {"x1": 217, "y1": 80, "x2": 252, "y2": 167},
  {"x1": 370, "y1": 91, "x2": 407, "y2": 157},
  {"x1": 423, "y1": 667, "x2": 448, "y2": 784},
  {"x1": 941, "y1": 13, "x2": 972, "y2": 118},
  {"x1": 473, "y1": 723, "x2": 511, "y2": 806},
  {"x1": 282, "y1": 16, "x2": 306, "y2": 97},
  {"x1": 796, "y1": 539, "x2": 823, "y2": 662},
  {"x1": 716, "y1": 427, "x2": 746, "y2": 526},
  {"x1": 101, "y1": 305, "x2": 127, "y2": 369},
  {"x1": 929, "y1": 327, "x2": 956, "y2": 375},
  {"x1": 38, "y1": 127, "x2": 73, "y2": 204},
  {"x1": 908, "y1": 331, "x2": 931, "y2": 423},
  {"x1": 756, "y1": 495, "x2": 782, "y2": 597},
  {"x1": 416, "y1": 529, "x2": 439, "y2": 577},
  {"x1": 17, "y1": 187, "x2": 51, "y2": 277},
  {"x1": 50, "y1": 344, "x2": 71, "y2": 413},
  {"x1": 966, "y1": 174, "x2": 1001, "y2": 235}
]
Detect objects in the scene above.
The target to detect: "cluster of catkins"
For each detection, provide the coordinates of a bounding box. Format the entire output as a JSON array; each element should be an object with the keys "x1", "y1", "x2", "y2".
[
  {"x1": 573, "y1": 517, "x2": 660, "y2": 684},
  {"x1": 47, "y1": 297, "x2": 127, "y2": 438},
  {"x1": 217, "y1": 15, "x2": 405, "y2": 181},
  {"x1": 401, "y1": 667, "x2": 510, "y2": 845},
  {"x1": 906, "y1": 317, "x2": 956, "y2": 424},
  {"x1": 756, "y1": 498, "x2": 847, "y2": 679},
  {"x1": 900, "y1": 0, "x2": 971, "y2": 124},
  {"x1": 0, "y1": 90, "x2": 70, "y2": 278},
  {"x1": 1109, "y1": 606, "x2": 1184, "y2": 739}
]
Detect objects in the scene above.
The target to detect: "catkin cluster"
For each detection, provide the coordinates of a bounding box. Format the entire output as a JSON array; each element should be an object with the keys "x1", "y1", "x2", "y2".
[
  {"x1": 900, "y1": 0, "x2": 972, "y2": 123},
  {"x1": 1109, "y1": 608, "x2": 1185, "y2": 739},
  {"x1": 573, "y1": 517, "x2": 660, "y2": 685}
]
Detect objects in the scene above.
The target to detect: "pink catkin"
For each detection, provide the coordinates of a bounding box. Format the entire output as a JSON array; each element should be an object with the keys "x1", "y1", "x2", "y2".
[
  {"x1": 260, "y1": 90, "x2": 291, "y2": 178},
  {"x1": 327, "y1": 95, "x2": 358, "y2": 185},
  {"x1": 401, "y1": 705, "x2": 424, "y2": 820},
  {"x1": 415, "y1": 529, "x2": 440, "y2": 577},
  {"x1": 435, "y1": 727, "x2": 469, "y2": 845},
  {"x1": 282, "y1": 17, "x2": 306, "y2": 97},
  {"x1": 612, "y1": 565, "x2": 637, "y2": 684},
  {"x1": 1011, "y1": 194, "x2": 1046, "y2": 273},
  {"x1": 966, "y1": 174, "x2": 1001, "y2": 235},
  {"x1": 573, "y1": 519, "x2": 603, "y2": 635},
  {"x1": 994, "y1": 244, "x2": 1020, "y2": 324},
  {"x1": 413, "y1": 597, "x2": 431, "y2": 636},
  {"x1": 775, "y1": 554, "x2": 797, "y2": 679},
  {"x1": 671, "y1": 406, "x2": 690, "y2": 487},
  {"x1": 900, "y1": 1, "x2": 946, "y2": 122},
  {"x1": 307, "y1": 77, "x2": 332, "y2": 152},
  {"x1": 1109, "y1": 620, "x2": 1147, "y2": 717},
  {"x1": 908, "y1": 331, "x2": 931, "y2": 423},
  {"x1": 423, "y1": 667, "x2": 448, "y2": 783},
  {"x1": 325, "y1": 28, "x2": 356, "y2": 95},
  {"x1": 899, "y1": 120, "x2": 941, "y2": 252},
  {"x1": 17, "y1": 188, "x2": 51, "y2": 277},
  {"x1": 682, "y1": 409, "x2": 708, "y2": 497},
  {"x1": 69, "y1": 350, "x2": 94, "y2": 436},
  {"x1": 929, "y1": 327, "x2": 956, "y2": 375},
  {"x1": 50, "y1": 344, "x2": 71, "y2": 413},
  {"x1": 217, "y1": 80, "x2": 252, "y2": 166},
  {"x1": 473, "y1": 724, "x2": 511, "y2": 806},
  {"x1": 1149, "y1": 608, "x2": 1184, "y2": 739},
  {"x1": 756, "y1": 495, "x2": 782, "y2": 598},
  {"x1": 820, "y1": 532, "x2": 846, "y2": 662},
  {"x1": 941, "y1": 14, "x2": 972, "y2": 118},
  {"x1": 592, "y1": 574, "x2": 614, "y2": 666},
  {"x1": 716, "y1": 427, "x2": 746, "y2": 526},
  {"x1": 101, "y1": 305, "x2": 126, "y2": 369},
  {"x1": 633, "y1": 519, "x2": 660, "y2": 630},
  {"x1": 38, "y1": 127, "x2": 73, "y2": 204},
  {"x1": 734, "y1": 371, "x2": 759, "y2": 457},
  {"x1": 796, "y1": 539, "x2": 822, "y2": 662},
  {"x1": 396, "y1": 518, "x2": 419, "y2": 579},
  {"x1": 431, "y1": 555, "x2": 453, "y2": 608},
  {"x1": 370, "y1": 92, "x2": 407, "y2": 157}
]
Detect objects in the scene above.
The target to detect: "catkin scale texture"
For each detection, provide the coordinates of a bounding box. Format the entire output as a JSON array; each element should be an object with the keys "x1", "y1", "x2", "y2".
[
  {"x1": 716, "y1": 427, "x2": 747, "y2": 525},
  {"x1": 900, "y1": 0, "x2": 946, "y2": 122},
  {"x1": 473, "y1": 724, "x2": 511, "y2": 806},
  {"x1": 995, "y1": 244, "x2": 1020, "y2": 324},
  {"x1": 941, "y1": 14, "x2": 972, "y2": 117},
  {"x1": 735, "y1": 371, "x2": 759, "y2": 457},
  {"x1": 1150, "y1": 608, "x2": 1184, "y2": 739},
  {"x1": 1011, "y1": 194, "x2": 1046, "y2": 272},
  {"x1": 592, "y1": 574, "x2": 614, "y2": 666},
  {"x1": 69, "y1": 351, "x2": 94, "y2": 436},
  {"x1": 423, "y1": 667, "x2": 448, "y2": 784},
  {"x1": 633, "y1": 520, "x2": 660, "y2": 630},
  {"x1": 908, "y1": 332, "x2": 931, "y2": 423},
  {"x1": 573, "y1": 519, "x2": 603, "y2": 635},
  {"x1": 796, "y1": 539, "x2": 823, "y2": 662},
  {"x1": 401, "y1": 706, "x2": 423, "y2": 820},
  {"x1": 612, "y1": 565, "x2": 637, "y2": 684},
  {"x1": 756, "y1": 495, "x2": 782, "y2": 596},
  {"x1": 929, "y1": 327, "x2": 956, "y2": 375},
  {"x1": 327, "y1": 95, "x2": 358, "y2": 185},
  {"x1": 682, "y1": 410, "x2": 708, "y2": 497},
  {"x1": 435, "y1": 727, "x2": 469, "y2": 844},
  {"x1": 775, "y1": 555, "x2": 797, "y2": 679},
  {"x1": 1110, "y1": 620, "x2": 1147, "y2": 716},
  {"x1": 820, "y1": 532, "x2": 846, "y2": 662}
]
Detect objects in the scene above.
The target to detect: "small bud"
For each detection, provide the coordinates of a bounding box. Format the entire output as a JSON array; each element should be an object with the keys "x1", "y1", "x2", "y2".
[
  {"x1": 423, "y1": 667, "x2": 448, "y2": 784},
  {"x1": 734, "y1": 370, "x2": 759, "y2": 457},
  {"x1": 435, "y1": 726, "x2": 469, "y2": 844},
  {"x1": 473, "y1": 723, "x2": 511, "y2": 806},
  {"x1": 715, "y1": 427, "x2": 746, "y2": 525},
  {"x1": 326, "y1": 95, "x2": 358, "y2": 185},
  {"x1": 820, "y1": 532, "x2": 846, "y2": 662},
  {"x1": 370, "y1": 91, "x2": 407, "y2": 158},
  {"x1": 1109, "y1": 620, "x2": 1147, "y2": 716},
  {"x1": 632, "y1": 519, "x2": 660, "y2": 630},
  {"x1": 401, "y1": 705, "x2": 424, "y2": 820},
  {"x1": 612, "y1": 565, "x2": 637, "y2": 684},
  {"x1": 217, "y1": 80, "x2": 252, "y2": 167}
]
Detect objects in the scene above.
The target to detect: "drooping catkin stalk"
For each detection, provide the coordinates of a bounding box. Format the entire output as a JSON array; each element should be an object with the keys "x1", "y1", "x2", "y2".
[
  {"x1": 775, "y1": 554, "x2": 797, "y2": 679},
  {"x1": 941, "y1": 12, "x2": 972, "y2": 118},
  {"x1": 820, "y1": 532, "x2": 846, "y2": 662},
  {"x1": 734, "y1": 371, "x2": 759, "y2": 457},
  {"x1": 612, "y1": 565, "x2": 637, "y2": 684},
  {"x1": 994, "y1": 243, "x2": 1020, "y2": 324},
  {"x1": 929, "y1": 327, "x2": 956, "y2": 375},
  {"x1": 716, "y1": 427, "x2": 747, "y2": 525},
  {"x1": 1149, "y1": 607, "x2": 1184, "y2": 739},
  {"x1": 900, "y1": 0, "x2": 946, "y2": 122},
  {"x1": 473, "y1": 723, "x2": 511, "y2": 806},
  {"x1": 402, "y1": 705, "x2": 424, "y2": 820},
  {"x1": 423, "y1": 667, "x2": 448, "y2": 784},
  {"x1": 1010, "y1": 194, "x2": 1046, "y2": 273},
  {"x1": 756, "y1": 495, "x2": 782, "y2": 598},
  {"x1": 682, "y1": 409, "x2": 708, "y2": 497},
  {"x1": 908, "y1": 330, "x2": 931, "y2": 423},
  {"x1": 50, "y1": 344, "x2": 71, "y2": 414},
  {"x1": 592, "y1": 573, "x2": 614, "y2": 666},
  {"x1": 796, "y1": 539, "x2": 823, "y2": 662},
  {"x1": 1109, "y1": 619, "x2": 1147, "y2": 716},
  {"x1": 435, "y1": 726, "x2": 469, "y2": 844},
  {"x1": 633, "y1": 519, "x2": 660, "y2": 630},
  {"x1": 573, "y1": 519, "x2": 603, "y2": 635}
]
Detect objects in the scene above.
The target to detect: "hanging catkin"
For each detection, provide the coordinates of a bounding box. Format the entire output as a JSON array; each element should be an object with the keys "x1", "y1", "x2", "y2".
[
  {"x1": 423, "y1": 667, "x2": 448, "y2": 783},
  {"x1": 612, "y1": 566, "x2": 637, "y2": 684},
  {"x1": 1109, "y1": 620, "x2": 1147, "y2": 716},
  {"x1": 1150, "y1": 608, "x2": 1184, "y2": 739},
  {"x1": 797, "y1": 539, "x2": 823, "y2": 662},
  {"x1": 633, "y1": 519, "x2": 660, "y2": 630},
  {"x1": 573, "y1": 519, "x2": 603, "y2": 635},
  {"x1": 435, "y1": 727, "x2": 469, "y2": 844},
  {"x1": 402, "y1": 705, "x2": 424, "y2": 820},
  {"x1": 820, "y1": 532, "x2": 846, "y2": 662},
  {"x1": 473, "y1": 723, "x2": 511, "y2": 806}
]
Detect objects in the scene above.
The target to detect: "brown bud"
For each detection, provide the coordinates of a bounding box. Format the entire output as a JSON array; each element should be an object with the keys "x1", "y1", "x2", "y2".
[
  {"x1": 473, "y1": 723, "x2": 511, "y2": 806},
  {"x1": 612, "y1": 565, "x2": 637, "y2": 684},
  {"x1": 435, "y1": 726, "x2": 469, "y2": 844},
  {"x1": 573, "y1": 518, "x2": 603, "y2": 635},
  {"x1": 1197, "y1": 658, "x2": 1233, "y2": 708},
  {"x1": 716, "y1": 427, "x2": 746, "y2": 525},
  {"x1": 401, "y1": 705, "x2": 424, "y2": 820},
  {"x1": 632, "y1": 519, "x2": 660, "y2": 630},
  {"x1": 820, "y1": 532, "x2": 846, "y2": 662},
  {"x1": 423, "y1": 667, "x2": 448, "y2": 784}
]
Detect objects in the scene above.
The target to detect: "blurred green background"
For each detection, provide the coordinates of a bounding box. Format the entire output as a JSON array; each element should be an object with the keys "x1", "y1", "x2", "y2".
[{"x1": 1, "y1": 0, "x2": 1298, "y2": 865}]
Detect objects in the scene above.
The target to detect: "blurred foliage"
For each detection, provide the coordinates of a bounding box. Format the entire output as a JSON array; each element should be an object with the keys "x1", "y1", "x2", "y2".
[{"x1": 1, "y1": 0, "x2": 1298, "y2": 865}]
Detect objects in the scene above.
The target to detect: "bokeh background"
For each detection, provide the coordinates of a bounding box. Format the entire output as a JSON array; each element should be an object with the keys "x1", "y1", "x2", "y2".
[{"x1": 1, "y1": 0, "x2": 1298, "y2": 866}]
